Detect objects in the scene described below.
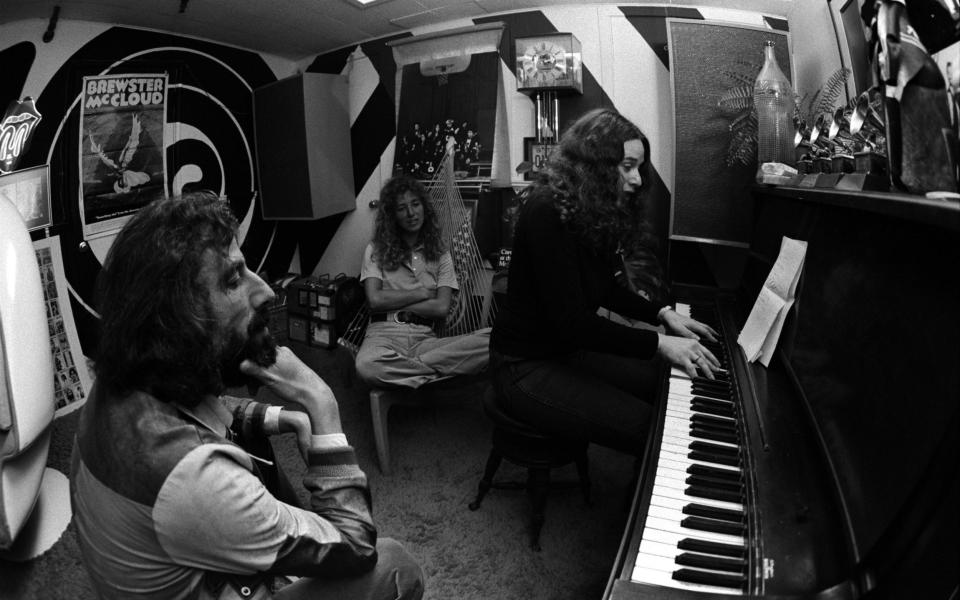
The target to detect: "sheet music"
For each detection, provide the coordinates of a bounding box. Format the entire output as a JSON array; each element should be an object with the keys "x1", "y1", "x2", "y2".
[{"x1": 738, "y1": 236, "x2": 807, "y2": 366}]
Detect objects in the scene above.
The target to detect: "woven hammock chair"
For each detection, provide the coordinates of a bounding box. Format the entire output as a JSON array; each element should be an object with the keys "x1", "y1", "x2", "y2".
[{"x1": 338, "y1": 146, "x2": 498, "y2": 473}]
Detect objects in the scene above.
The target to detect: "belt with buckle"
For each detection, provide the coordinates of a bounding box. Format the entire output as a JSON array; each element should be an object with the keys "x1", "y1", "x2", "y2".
[{"x1": 370, "y1": 311, "x2": 433, "y2": 326}]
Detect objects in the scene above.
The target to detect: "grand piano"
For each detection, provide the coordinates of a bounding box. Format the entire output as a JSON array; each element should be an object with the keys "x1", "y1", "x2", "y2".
[{"x1": 604, "y1": 185, "x2": 960, "y2": 599}]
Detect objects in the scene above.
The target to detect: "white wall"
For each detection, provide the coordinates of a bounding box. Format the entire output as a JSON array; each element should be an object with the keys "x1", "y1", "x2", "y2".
[{"x1": 311, "y1": 2, "x2": 845, "y2": 278}]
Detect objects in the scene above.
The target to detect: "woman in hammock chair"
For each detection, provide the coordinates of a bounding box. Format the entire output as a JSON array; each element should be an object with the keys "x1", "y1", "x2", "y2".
[{"x1": 355, "y1": 175, "x2": 490, "y2": 389}]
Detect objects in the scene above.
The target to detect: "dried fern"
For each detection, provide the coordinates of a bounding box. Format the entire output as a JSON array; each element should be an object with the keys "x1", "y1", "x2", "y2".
[
  {"x1": 726, "y1": 112, "x2": 757, "y2": 167},
  {"x1": 717, "y1": 85, "x2": 754, "y2": 114},
  {"x1": 812, "y1": 67, "x2": 851, "y2": 116}
]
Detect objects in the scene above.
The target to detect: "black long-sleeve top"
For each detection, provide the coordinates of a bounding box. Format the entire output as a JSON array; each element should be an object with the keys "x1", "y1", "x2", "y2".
[{"x1": 491, "y1": 189, "x2": 665, "y2": 360}]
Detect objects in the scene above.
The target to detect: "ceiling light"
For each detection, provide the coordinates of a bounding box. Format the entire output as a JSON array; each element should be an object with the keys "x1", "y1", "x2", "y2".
[{"x1": 342, "y1": 0, "x2": 393, "y2": 7}]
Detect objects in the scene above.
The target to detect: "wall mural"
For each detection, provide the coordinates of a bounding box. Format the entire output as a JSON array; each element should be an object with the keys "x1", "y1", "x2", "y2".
[{"x1": 11, "y1": 27, "x2": 308, "y2": 355}]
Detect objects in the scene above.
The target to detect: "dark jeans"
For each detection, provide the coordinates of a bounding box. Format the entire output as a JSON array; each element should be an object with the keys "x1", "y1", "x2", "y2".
[{"x1": 490, "y1": 349, "x2": 661, "y2": 456}]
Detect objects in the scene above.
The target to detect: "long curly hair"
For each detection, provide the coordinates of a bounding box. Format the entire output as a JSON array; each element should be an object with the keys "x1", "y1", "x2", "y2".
[
  {"x1": 372, "y1": 175, "x2": 445, "y2": 271},
  {"x1": 536, "y1": 108, "x2": 653, "y2": 255},
  {"x1": 94, "y1": 191, "x2": 239, "y2": 405}
]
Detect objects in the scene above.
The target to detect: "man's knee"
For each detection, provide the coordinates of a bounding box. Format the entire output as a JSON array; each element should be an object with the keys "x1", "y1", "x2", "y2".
[{"x1": 374, "y1": 538, "x2": 424, "y2": 600}]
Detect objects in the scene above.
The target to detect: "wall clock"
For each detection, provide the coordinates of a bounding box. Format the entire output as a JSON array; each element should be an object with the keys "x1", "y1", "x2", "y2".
[{"x1": 515, "y1": 33, "x2": 583, "y2": 94}]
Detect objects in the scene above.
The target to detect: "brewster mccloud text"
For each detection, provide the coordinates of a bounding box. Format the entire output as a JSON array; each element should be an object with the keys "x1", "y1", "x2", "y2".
[{"x1": 84, "y1": 77, "x2": 166, "y2": 110}]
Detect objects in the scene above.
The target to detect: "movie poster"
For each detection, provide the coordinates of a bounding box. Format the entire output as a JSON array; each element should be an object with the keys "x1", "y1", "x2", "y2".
[
  {"x1": 33, "y1": 236, "x2": 92, "y2": 417},
  {"x1": 80, "y1": 73, "x2": 168, "y2": 237}
]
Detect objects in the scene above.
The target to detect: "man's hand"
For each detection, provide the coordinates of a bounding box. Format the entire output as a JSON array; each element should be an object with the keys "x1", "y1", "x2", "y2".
[
  {"x1": 660, "y1": 309, "x2": 718, "y2": 343},
  {"x1": 278, "y1": 409, "x2": 312, "y2": 461},
  {"x1": 240, "y1": 346, "x2": 342, "y2": 435}
]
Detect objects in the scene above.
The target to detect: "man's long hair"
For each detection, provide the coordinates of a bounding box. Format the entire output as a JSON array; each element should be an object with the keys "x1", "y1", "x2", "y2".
[
  {"x1": 536, "y1": 108, "x2": 653, "y2": 255},
  {"x1": 95, "y1": 191, "x2": 238, "y2": 405},
  {"x1": 372, "y1": 175, "x2": 445, "y2": 271}
]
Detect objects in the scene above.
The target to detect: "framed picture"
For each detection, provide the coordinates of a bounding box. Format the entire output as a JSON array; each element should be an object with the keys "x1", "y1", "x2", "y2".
[
  {"x1": 522, "y1": 137, "x2": 557, "y2": 180},
  {"x1": 0, "y1": 164, "x2": 52, "y2": 231}
]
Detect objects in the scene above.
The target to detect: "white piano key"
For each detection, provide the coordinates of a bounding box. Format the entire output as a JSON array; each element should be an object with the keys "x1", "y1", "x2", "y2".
[
  {"x1": 649, "y1": 488, "x2": 746, "y2": 514},
  {"x1": 652, "y1": 483, "x2": 745, "y2": 511},
  {"x1": 638, "y1": 537, "x2": 683, "y2": 560},
  {"x1": 642, "y1": 515, "x2": 746, "y2": 546},
  {"x1": 634, "y1": 550, "x2": 686, "y2": 574},
  {"x1": 640, "y1": 521, "x2": 747, "y2": 557},
  {"x1": 653, "y1": 468, "x2": 687, "y2": 490},
  {"x1": 654, "y1": 462, "x2": 687, "y2": 482},
  {"x1": 657, "y1": 443, "x2": 738, "y2": 468},
  {"x1": 629, "y1": 565, "x2": 741, "y2": 595}
]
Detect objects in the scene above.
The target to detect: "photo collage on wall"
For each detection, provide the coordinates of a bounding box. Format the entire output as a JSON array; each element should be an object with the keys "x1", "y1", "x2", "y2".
[
  {"x1": 394, "y1": 52, "x2": 499, "y2": 180},
  {"x1": 34, "y1": 236, "x2": 92, "y2": 416}
]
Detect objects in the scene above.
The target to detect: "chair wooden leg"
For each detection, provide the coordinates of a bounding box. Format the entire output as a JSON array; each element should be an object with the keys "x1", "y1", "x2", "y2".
[{"x1": 370, "y1": 389, "x2": 397, "y2": 475}]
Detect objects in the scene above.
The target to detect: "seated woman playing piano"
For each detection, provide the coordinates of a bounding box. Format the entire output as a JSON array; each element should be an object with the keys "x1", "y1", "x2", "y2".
[
  {"x1": 489, "y1": 108, "x2": 720, "y2": 456},
  {"x1": 355, "y1": 175, "x2": 490, "y2": 388}
]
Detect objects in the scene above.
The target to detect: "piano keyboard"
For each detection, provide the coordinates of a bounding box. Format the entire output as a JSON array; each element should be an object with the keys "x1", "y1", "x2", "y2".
[{"x1": 630, "y1": 302, "x2": 751, "y2": 595}]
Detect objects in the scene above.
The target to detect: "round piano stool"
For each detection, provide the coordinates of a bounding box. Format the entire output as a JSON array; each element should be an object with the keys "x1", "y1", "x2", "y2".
[{"x1": 468, "y1": 387, "x2": 591, "y2": 551}]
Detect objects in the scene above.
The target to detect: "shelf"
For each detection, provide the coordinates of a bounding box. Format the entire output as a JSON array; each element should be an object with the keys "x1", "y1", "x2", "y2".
[{"x1": 752, "y1": 184, "x2": 960, "y2": 233}]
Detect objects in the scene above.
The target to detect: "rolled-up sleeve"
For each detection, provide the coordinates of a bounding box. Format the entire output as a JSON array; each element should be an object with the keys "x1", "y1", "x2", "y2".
[{"x1": 154, "y1": 442, "x2": 377, "y2": 578}]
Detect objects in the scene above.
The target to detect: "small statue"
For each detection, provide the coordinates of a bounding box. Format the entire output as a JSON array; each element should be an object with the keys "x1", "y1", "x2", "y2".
[{"x1": 866, "y1": 0, "x2": 958, "y2": 193}]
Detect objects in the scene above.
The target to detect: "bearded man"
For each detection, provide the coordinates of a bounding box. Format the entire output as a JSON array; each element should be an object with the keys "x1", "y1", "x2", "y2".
[{"x1": 70, "y1": 191, "x2": 423, "y2": 600}]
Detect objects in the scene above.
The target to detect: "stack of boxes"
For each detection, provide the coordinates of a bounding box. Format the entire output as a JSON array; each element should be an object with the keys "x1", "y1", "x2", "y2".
[{"x1": 286, "y1": 275, "x2": 351, "y2": 349}]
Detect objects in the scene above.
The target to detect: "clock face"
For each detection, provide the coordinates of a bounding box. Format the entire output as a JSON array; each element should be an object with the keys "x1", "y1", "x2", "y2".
[
  {"x1": 520, "y1": 41, "x2": 568, "y2": 85},
  {"x1": 515, "y1": 34, "x2": 583, "y2": 94}
]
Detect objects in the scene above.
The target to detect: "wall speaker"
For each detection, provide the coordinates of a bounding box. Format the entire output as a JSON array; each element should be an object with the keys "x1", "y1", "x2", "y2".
[{"x1": 253, "y1": 73, "x2": 355, "y2": 220}]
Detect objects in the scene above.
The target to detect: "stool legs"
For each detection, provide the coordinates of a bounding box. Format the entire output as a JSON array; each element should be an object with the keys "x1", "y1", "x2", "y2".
[
  {"x1": 528, "y1": 467, "x2": 550, "y2": 551},
  {"x1": 576, "y1": 453, "x2": 591, "y2": 506},
  {"x1": 468, "y1": 450, "x2": 502, "y2": 511}
]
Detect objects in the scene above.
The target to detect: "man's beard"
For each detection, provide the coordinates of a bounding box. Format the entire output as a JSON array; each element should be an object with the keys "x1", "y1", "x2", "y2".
[{"x1": 218, "y1": 306, "x2": 278, "y2": 389}]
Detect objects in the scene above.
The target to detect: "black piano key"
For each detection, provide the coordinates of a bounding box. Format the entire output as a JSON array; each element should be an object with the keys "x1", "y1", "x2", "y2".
[
  {"x1": 690, "y1": 387, "x2": 731, "y2": 401},
  {"x1": 691, "y1": 414, "x2": 736, "y2": 429},
  {"x1": 675, "y1": 552, "x2": 746, "y2": 574},
  {"x1": 690, "y1": 427, "x2": 739, "y2": 445},
  {"x1": 690, "y1": 403, "x2": 735, "y2": 418},
  {"x1": 685, "y1": 474, "x2": 743, "y2": 492},
  {"x1": 691, "y1": 381, "x2": 731, "y2": 394},
  {"x1": 687, "y1": 462, "x2": 741, "y2": 481},
  {"x1": 678, "y1": 537, "x2": 746, "y2": 559},
  {"x1": 682, "y1": 502, "x2": 745, "y2": 523},
  {"x1": 681, "y1": 515, "x2": 746, "y2": 536},
  {"x1": 688, "y1": 449, "x2": 741, "y2": 467},
  {"x1": 673, "y1": 568, "x2": 745, "y2": 590},
  {"x1": 692, "y1": 376, "x2": 730, "y2": 389},
  {"x1": 690, "y1": 419, "x2": 737, "y2": 436},
  {"x1": 686, "y1": 484, "x2": 742, "y2": 504},
  {"x1": 690, "y1": 398, "x2": 734, "y2": 411},
  {"x1": 688, "y1": 441, "x2": 739, "y2": 458},
  {"x1": 691, "y1": 396, "x2": 734, "y2": 409}
]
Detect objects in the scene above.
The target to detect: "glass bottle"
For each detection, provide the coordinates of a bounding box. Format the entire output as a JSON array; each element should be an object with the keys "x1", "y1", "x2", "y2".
[{"x1": 754, "y1": 41, "x2": 796, "y2": 167}]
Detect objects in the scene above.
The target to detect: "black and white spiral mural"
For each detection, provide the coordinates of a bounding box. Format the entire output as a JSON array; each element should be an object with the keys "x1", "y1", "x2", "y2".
[{"x1": 11, "y1": 27, "x2": 297, "y2": 354}]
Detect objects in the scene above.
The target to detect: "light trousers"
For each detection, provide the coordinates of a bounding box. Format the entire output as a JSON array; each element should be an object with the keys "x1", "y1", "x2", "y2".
[{"x1": 355, "y1": 322, "x2": 491, "y2": 389}]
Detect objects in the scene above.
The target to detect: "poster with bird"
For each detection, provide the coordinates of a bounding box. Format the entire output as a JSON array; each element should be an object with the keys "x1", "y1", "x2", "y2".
[{"x1": 80, "y1": 73, "x2": 167, "y2": 237}]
